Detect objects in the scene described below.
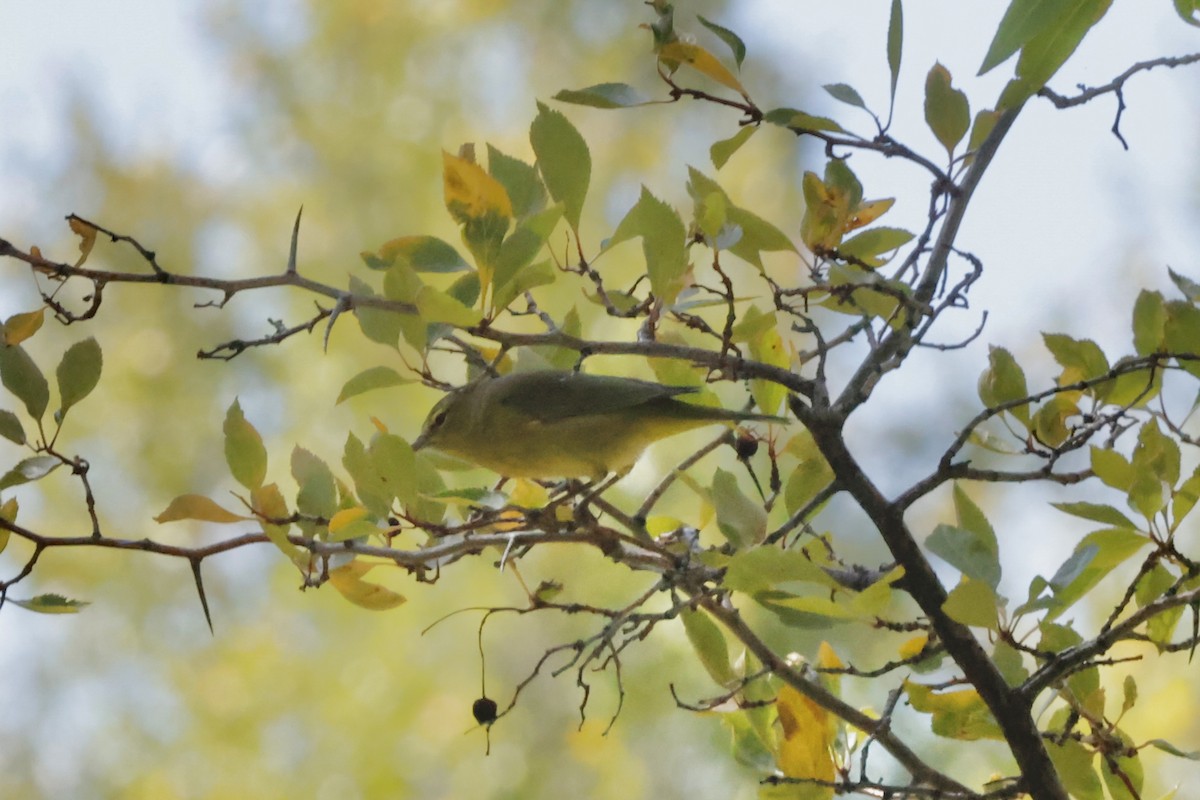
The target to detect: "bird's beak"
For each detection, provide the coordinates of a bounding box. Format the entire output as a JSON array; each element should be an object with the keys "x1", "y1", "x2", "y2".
[{"x1": 411, "y1": 431, "x2": 429, "y2": 451}]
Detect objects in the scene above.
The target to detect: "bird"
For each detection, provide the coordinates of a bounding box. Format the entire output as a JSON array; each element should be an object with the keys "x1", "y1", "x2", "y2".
[{"x1": 411, "y1": 370, "x2": 787, "y2": 480}]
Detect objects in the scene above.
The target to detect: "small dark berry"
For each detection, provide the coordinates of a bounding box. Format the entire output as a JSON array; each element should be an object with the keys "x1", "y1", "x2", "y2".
[
  {"x1": 734, "y1": 435, "x2": 759, "y2": 460},
  {"x1": 472, "y1": 696, "x2": 499, "y2": 725}
]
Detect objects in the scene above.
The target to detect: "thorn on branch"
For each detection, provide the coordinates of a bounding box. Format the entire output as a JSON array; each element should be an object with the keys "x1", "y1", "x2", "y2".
[{"x1": 190, "y1": 558, "x2": 215, "y2": 635}]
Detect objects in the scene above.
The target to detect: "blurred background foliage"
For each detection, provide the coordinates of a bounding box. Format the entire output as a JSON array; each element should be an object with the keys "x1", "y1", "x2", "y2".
[
  {"x1": 1, "y1": 2, "x2": 802, "y2": 798},
  {"x1": 0, "y1": 0, "x2": 1198, "y2": 798}
]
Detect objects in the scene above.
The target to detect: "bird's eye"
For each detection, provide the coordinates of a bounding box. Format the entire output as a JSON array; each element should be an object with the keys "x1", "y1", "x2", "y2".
[{"x1": 433, "y1": 411, "x2": 448, "y2": 428}]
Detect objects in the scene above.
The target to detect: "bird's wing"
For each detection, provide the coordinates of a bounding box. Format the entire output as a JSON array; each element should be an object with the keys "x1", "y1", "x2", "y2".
[{"x1": 497, "y1": 372, "x2": 694, "y2": 423}]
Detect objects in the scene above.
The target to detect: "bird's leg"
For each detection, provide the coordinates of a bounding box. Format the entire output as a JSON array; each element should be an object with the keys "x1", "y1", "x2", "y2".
[{"x1": 575, "y1": 472, "x2": 626, "y2": 521}]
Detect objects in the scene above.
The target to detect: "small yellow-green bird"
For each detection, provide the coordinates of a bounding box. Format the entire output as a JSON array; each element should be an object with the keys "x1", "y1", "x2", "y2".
[{"x1": 411, "y1": 370, "x2": 787, "y2": 480}]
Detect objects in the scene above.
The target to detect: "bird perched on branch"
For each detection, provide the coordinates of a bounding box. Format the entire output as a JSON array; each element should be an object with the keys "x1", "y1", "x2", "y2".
[{"x1": 412, "y1": 370, "x2": 786, "y2": 480}]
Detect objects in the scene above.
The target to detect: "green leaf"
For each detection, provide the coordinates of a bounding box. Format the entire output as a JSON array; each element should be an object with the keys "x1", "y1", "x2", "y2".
[
  {"x1": 1135, "y1": 564, "x2": 1183, "y2": 651},
  {"x1": 1032, "y1": 393, "x2": 1079, "y2": 447},
  {"x1": 344, "y1": 433, "x2": 391, "y2": 518},
  {"x1": 697, "y1": 14, "x2": 746, "y2": 68},
  {"x1": 762, "y1": 108, "x2": 845, "y2": 133},
  {"x1": 992, "y1": 640, "x2": 1029, "y2": 686},
  {"x1": 1100, "y1": 356, "x2": 1160, "y2": 407},
  {"x1": 1047, "y1": 528, "x2": 1148, "y2": 618},
  {"x1": 336, "y1": 366, "x2": 413, "y2": 404},
  {"x1": 606, "y1": 186, "x2": 688, "y2": 305},
  {"x1": 553, "y1": 82, "x2": 652, "y2": 109},
  {"x1": 11, "y1": 593, "x2": 89, "y2": 614},
  {"x1": 1173, "y1": 465, "x2": 1200, "y2": 524},
  {"x1": 927, "y1": 519, "x2": 1001, "y2": 589},
  {"x1": 1090, "y1": 446, "x2": 1133, "y2": 491},
  {"x1": 979, "y1": 0, "x2": 1076, "y2": 74},
  {"x1": 783, "y1": 457, "x2": 835, "y2": 518},
  {"x1": 493, "y1": 204, "x2": 565, "y2": 295},
  {"x1": 1047, "y1": 739, "x2": 1105, "y2": 800},
  {"x1": 681, "y1": 607, "x2": 735, "y2": 687},
  {"x1": 1132, "y1": 289, "x2": 1167, "y2": 355},
  {"x1": 1042, "y1": 333, "x2": 1109, "y2": 387},
  {"x1": 1051, "y1": 500, "x2": 1135, "y2": 529},
  {"x1": 965, "y1": 109, "x2": 1001, "y2": 162},
  {"x1": 292, "y1": 446, "x2": 338, "y2": 520},
  {"x1": 725, "y1": 205, "x2": 798, "y2": 267},
  {"x1": 1165, "y1": 300, "x2": 1200, "y2": 379},
  {"x1": 363, "y1": 235, "x2": 470, "y2": 273},
  {"x1": 0, "y1": 409, "x2": 25, "y2": 445},
  {"x1": 942, "y1": 577, "x2": 1001, "y2": 630},
  {"x1": 755, "y1": 590, "x2": 854, "y2": 621},
  {"x1": 723, "y1": 546, "x2": 836, "y2": 594},
  {"x1": 1147, "y1": 738, "x2": 1200, "y2": 759},
  {"x1": 1100, "y1": 730, "x2": 1143, "y2": 800},
  {"x1": 711, "y1": 468, "x2": 766, "y2": 548},
  {"x1": 530, "y1": 102, "x2": 591, "y2": 231},
  {"x1": 924, "y1": 63, "x2": 970, "y2": 155},
  {"x1": 224, "y1": 398, "x2": 268, "y2": 491},
  {"x1": 1168, "y1": 266, "x2": 1200, "y2": 300},
  {"x1": 1131, "y1": 419, "x2": 1180, "y2": 489},
  {"x1": 415, "y1": 285, "x2": 480, "y2": 327},
  {"x1": 362, "y1": 432, "x2": 445, "y2": 525},
  {"x1": 0, "y1": 344, "x2": 49, "y2": 421},
  {"x1": 56, "y1": 337, "x2": 103, "y2": 418},
  {"x1": 1000, "y1": 0, "x2": 1114, "y2": 110},
  {"x1": 350, "y1": 275, "x2": 402, "y2": 350},
  {"x1": 1127, "y1": 420, "x2": 1179, "y2": 519},
  {"x1": 710, "y1": 125, "x2": 757, "y2": 169},
  {"x1": 837, "y1": 227, "x2": 914, "y2": 268},
  {"x1": 487, "y1": 145, "x2": 547, "y2": 220},
  {"x1": 0, "y1": 455, "x2": 61, "y2": 491},
  {"x1": 887, "y1": 0, "x2": 903, "y2": 107},
  {"x1": 823, "y1": 83, "x2": 867, "y2": 110},
  {"x1": 1121, "y1": 673, "x2": 1138, "y2": 714},
  {"x1": 977, "y1": 345, "x2": 1030, "y2": 425},
  {"x1": 494, "y1": 260, "x2": 558, "y2": 313}
]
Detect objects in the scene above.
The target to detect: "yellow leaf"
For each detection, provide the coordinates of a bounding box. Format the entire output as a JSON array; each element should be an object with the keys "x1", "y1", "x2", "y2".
[
  {"x1": 67, "y1": 216, "x2": 98, "y2": 267},
  {"x1": 509, "y1": 478, "x2": 549, "y2": 509},
  {"x1": 370, "y1": 416, "x2": 389, "y2": 434},
  {"x1": 252, "y1": 483, "x2": 303, "y2": 562},
  {"x1": 329, "y1": 506, "x2": 370, "y2": 536},
  {"x1": 0, "y1": 497, "x2": 13, "y2": 556},
  {"x1": 748, "y1": 315, "x2": 789, "y2": 416},
  {"x1": 329, "y1": 561, "x2": 407, "y2": 610},
  {"x1": 800, "y1": 171, "x2": 851, "y2": 252},
  {"x1": 442, "y1": 150, "x2": 513, "y2": 224},
  {"x1": 899, "y1": 633, "x2": 929, "y2": 660},
  {"x1": 845, "y1": 198, "x2": 895, "y2": 232},
  {"x1": 3, "y1": 309, "x2": 45, "y2": 346},
  {"x1": 658, "y1": 41, "x2": 748, "y2": 98},
  {"x1": 775, "y1": 684, "x2": 835, "y2": 793},
  {"x1": 904, "y1": 681, "x2": 1004, "y2": 740},
  {"x1": 154, "y1": 494, "x2": 249, "y2": 524},
  {"x1": 816, "y1": 642, "x2": 843, "y2": 670}
]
